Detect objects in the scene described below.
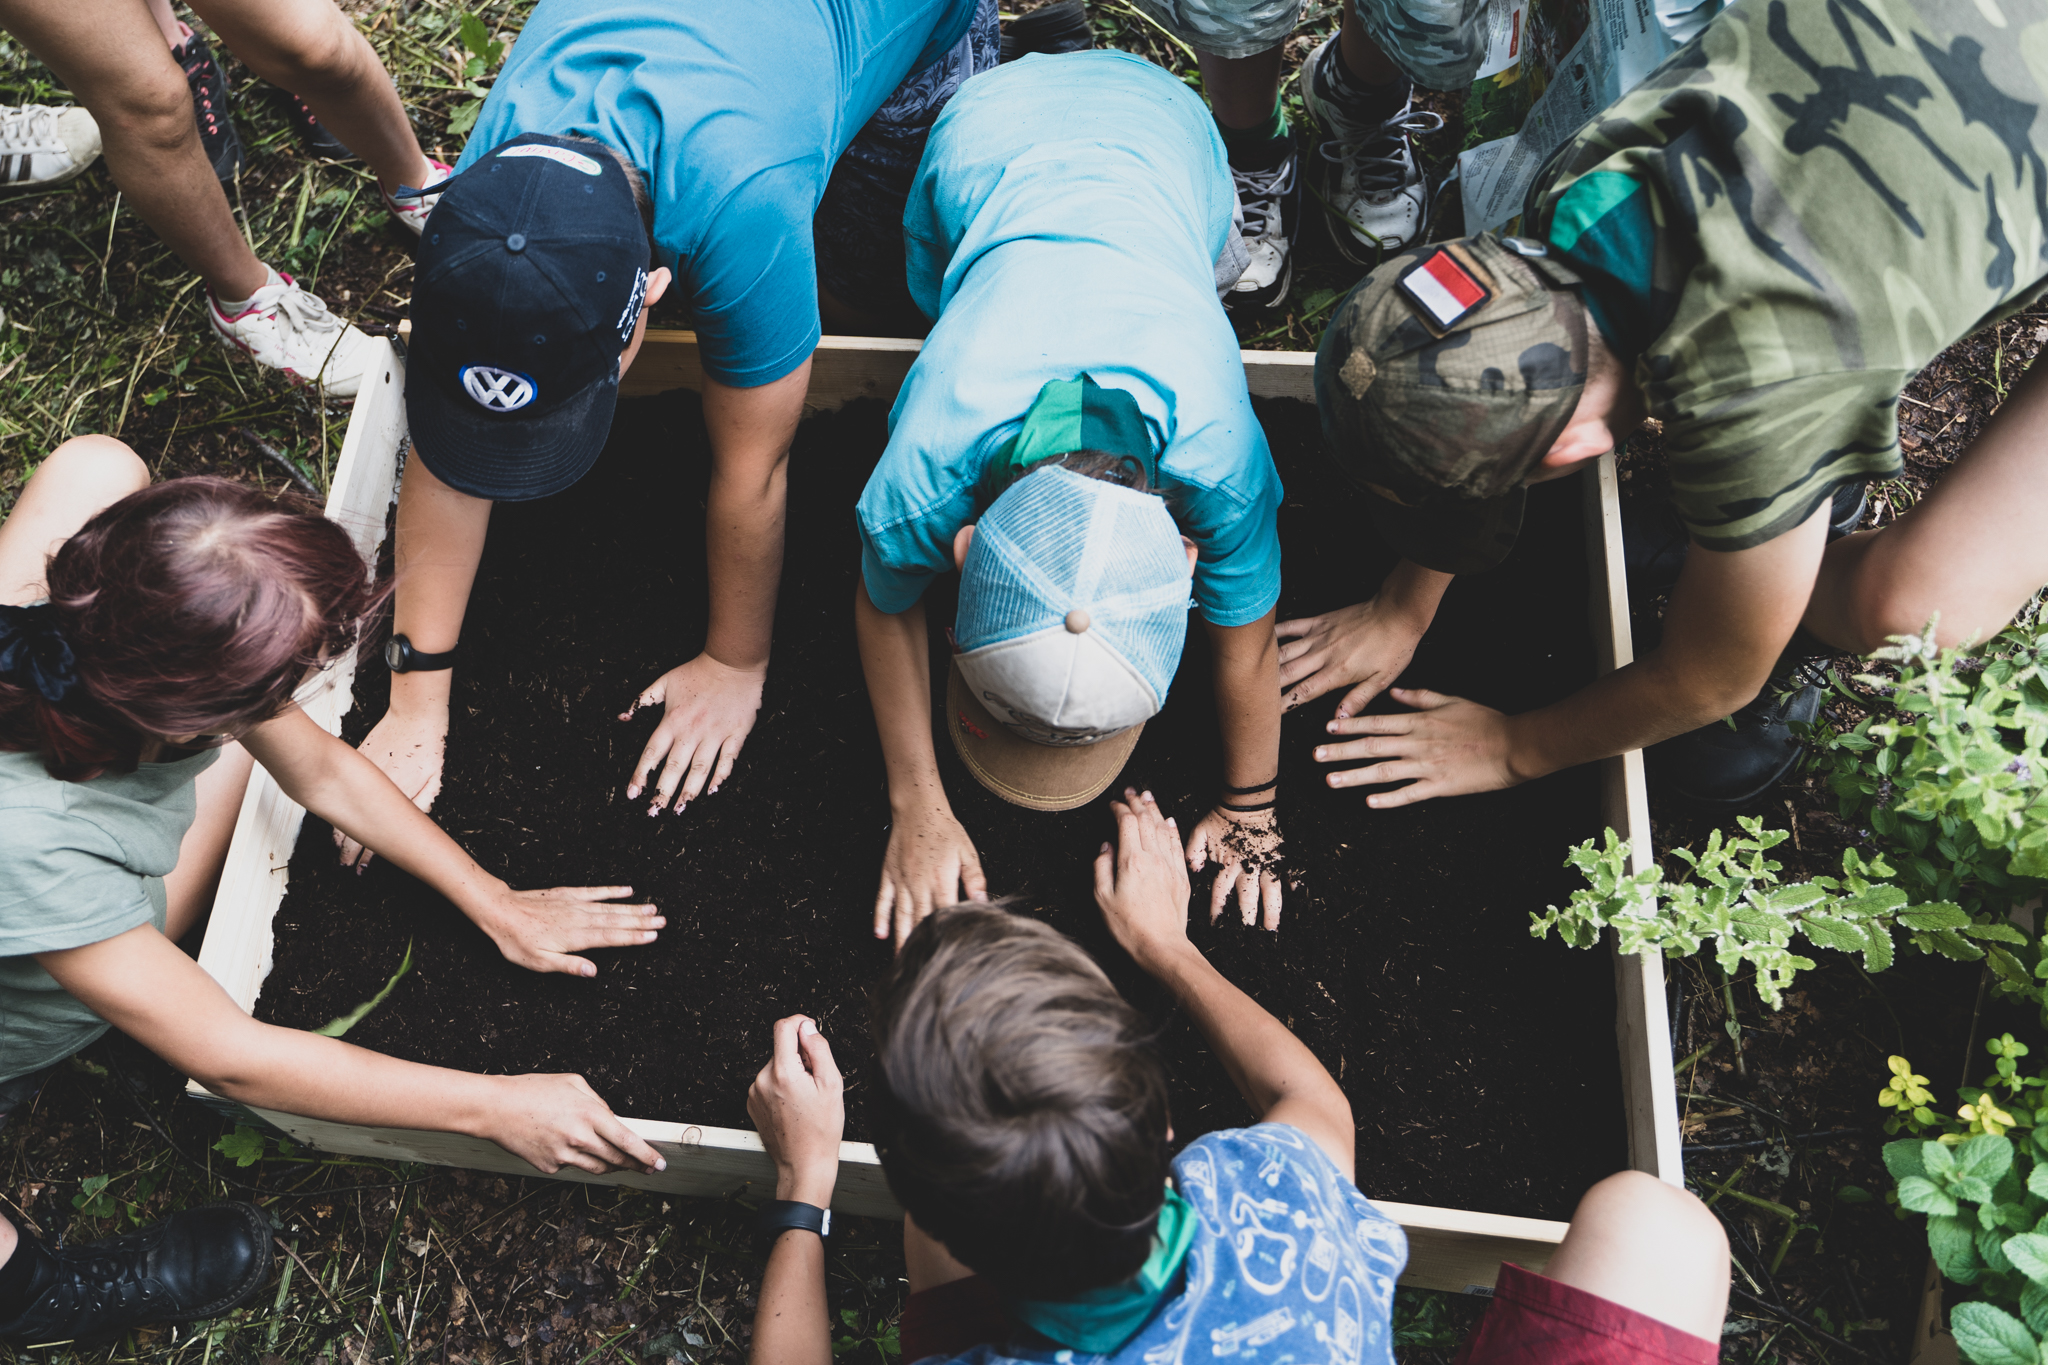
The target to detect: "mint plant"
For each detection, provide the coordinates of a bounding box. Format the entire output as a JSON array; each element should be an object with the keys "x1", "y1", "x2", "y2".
[
  {"x1": 1879, "y1": 1038, "x2": 2048, "y2": 1364},
  {"x1": 1798, "y1": 619, "x2": 2048, "y2": 918},
  {"x1": 446, "y1": 13, "x2": 508, "y2": 136},
  {"x1": 1533, "y1": 819, "x2": 2024, "y2": 1008}
]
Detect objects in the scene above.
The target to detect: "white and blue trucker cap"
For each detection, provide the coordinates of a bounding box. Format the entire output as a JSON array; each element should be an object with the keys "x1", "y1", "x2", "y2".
[{"x1": 955, "y1": 466, "x2": 1191, "y2": 746}]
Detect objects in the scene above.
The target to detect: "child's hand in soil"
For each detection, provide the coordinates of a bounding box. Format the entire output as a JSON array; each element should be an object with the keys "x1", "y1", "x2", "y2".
[
  {"x1": 1185, "y1": 805, "x2": 1283, "y2": 931},
  {"x1": 336, "y1": 704, "x2": 449, "y2": 868},
  {"x1": 875, "y1": 803, "x2": 988, "y2": 949},
  {"x1": 620, "y1": 652, "x2": 766, "y2": 815},
  {"x1": 1094, "y1": 789, "x2": 1193, "y2": 969},
  {"x1": 747, "y1": 1015, "x2": 844, "y2": 1206},
  {"x1": 1277, "y1": 595, "x2": 1430, "y2": 716},
  {"x1": 466, "y1": 884, "x2": 665, "y2": 977},
  {"x1": 1315, "y1": 687, "x2": 1524, "y2": 806},
  {"x1": 482, "y1": 1072, "x2": 667, "y2": 1176}
]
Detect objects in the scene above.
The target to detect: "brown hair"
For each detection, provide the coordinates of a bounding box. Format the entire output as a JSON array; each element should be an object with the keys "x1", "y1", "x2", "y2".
[
  {"x1": 565, "y1": 135, "x2": 654, "y2": 233},
  {"x1": 0, "y1": 477, "x2": 382, "y2": 780},
  {"x1": 975, "y1": 448, "x2": 1158, "y2": 517},
  {"x1": 871, "y1": 905, "x2": 1171, "y2": 1299}
]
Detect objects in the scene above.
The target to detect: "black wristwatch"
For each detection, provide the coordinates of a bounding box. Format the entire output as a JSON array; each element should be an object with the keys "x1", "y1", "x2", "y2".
[
  {"x1": 753, "y1": 1200, "x2": 831, "y2": 1247},
  {"x1": 384, "y1": 633, "x2": 457, "y2": 673}
]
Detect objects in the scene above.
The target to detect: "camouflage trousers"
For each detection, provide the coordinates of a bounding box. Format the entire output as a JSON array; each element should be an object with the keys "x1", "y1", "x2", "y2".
[{"x1": 1126, "y1": 0, "x2": 1487, "y2": 88}]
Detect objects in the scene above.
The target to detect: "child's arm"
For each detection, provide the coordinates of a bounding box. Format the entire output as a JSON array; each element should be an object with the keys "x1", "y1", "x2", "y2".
[
  {"x1": 1094, "y1": 790, "x2": 1354, "y2": 1180},
  {"x1": 249, "y1": 705, "x2": 664, "y2": 977},
  {"x1": 1183, "y1": 609, "x2": 1284, "y2": 931},
  {"x1": 38, "y1": 926, "x2": 665, "y2": 1175},
  {"x1": 855, "y1": 579, "x2": 987, "y2": 948},
  {"x1": 746, "y1": 1014, "x2": 844, "y2": 1365},
  {"x1": 340, "y1": 446, "x2": 490, "y2": 867},
  {"x1": 623, "y1": 364, "x2": 810, "y2": 816}
]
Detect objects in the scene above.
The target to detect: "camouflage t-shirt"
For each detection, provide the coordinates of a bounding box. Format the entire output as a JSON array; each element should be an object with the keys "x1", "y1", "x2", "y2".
[{"x1": 1526, "y1": 0, "x2": 2048, "y2": 552}]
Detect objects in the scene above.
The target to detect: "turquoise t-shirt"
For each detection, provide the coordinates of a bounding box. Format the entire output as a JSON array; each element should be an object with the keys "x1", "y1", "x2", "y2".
[
  {"x1": 459, "y1": 0, "x2": 980, "y2": 387},
  {"x1": 0, "y1": 747, "x2": 215, "y2": 1082},
  {"x1": 857, "y1": 52, "x2": 1284, "y2": 629}
]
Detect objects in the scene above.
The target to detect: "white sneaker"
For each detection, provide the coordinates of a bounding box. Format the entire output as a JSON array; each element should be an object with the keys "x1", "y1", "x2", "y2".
[
  {"x1": 1226, "y1": 150, "x2": 1301, "y2": 312},
  {"x1": 207, "y1": 271, "x2": 376, "y2": 398},
  {"x1": 1301, "y1": 35, "x2": 1444, "y2": 262},
  {"x1": 0, "y1": 104, "x2": 102, "y2": 191},
  {"x1": 383, "y1": 159, "x2": 454, "y2": 237}
]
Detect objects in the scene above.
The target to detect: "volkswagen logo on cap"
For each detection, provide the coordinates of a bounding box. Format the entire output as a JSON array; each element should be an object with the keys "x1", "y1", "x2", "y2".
[{"x1": 460, "y1": 364, "x2": 537, "y2": 412}]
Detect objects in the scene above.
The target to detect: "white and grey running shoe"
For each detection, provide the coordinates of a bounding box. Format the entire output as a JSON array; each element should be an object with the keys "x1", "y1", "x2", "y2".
[
  {"x1": 0, "y1": 104, "x2": 102, "y2": 192},
  {"x1": 207, "y1": 271, "x2": 376, "y2": 398},
  {"x1": 1301, "y1": 35, "x2": 1444, "y2": 262},
  {"x1": 1226, "y1": 148, "x2": 1301, "y2": 313}
]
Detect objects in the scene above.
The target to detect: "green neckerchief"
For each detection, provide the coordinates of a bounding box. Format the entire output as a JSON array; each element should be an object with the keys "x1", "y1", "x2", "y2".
[
  {"x1": 986, "y1": 375, "x2": 1159, "y2": 491},
  {"x1": 1010, "y1": 1186, "x2": 1196, "y2": 1355}
]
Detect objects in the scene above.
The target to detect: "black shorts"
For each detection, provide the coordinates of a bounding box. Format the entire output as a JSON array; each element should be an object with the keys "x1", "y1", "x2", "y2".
[{"x1": 813, "y1": 0, "x2": 999, "y2": 325}]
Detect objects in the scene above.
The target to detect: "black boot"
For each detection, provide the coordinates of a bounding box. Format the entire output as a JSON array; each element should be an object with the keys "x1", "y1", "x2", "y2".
[
  {"x1": 1646, "y1": 656, "x2": 1831, "y2": 810},
  {"x1": 1000, "y1": 2, "x2": 1092, "y2": 61},
  {"x1": 0, "y1": 1205, "x2": 273, "y2": 1347},
  {"x1": 266, "y1": 86, "x2": 355, "y2": 161},
  {"x1": 172, "y1": 30, "x2": 243, "y2": 183}
]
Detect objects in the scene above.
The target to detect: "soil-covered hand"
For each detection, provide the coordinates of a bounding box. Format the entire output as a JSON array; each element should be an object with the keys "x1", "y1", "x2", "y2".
[
  {"x1": 1093, "y1": 789, "x2": 1194, "y2": 970},
  {"x1": 1315, "y1": 687, "x2": 1525, "y2": 807},
  {"x1": 481, "y1": 1072, "x2": 666, "y2": 1177},
  {"x1": 620, "y1": 653, "x2": 766, "y2": 815},
  {"x1": 1277, "y1": 596, "x2": 1429, "y2": 717},
  {"x1": 466, "y1": 884, "x2": 665, "y2": 977},
  {"x1": 875, "y1": 803, "x2": 988, "y2": 949},
  {"x1": 336, "y1": 703, "x2": 448, "y2": 869},
  {"x1": 747, "y1": 1015, "x2": 845, "y2": 1206},
  {"x1": 1185, "y1": 803, "x2": 1283, "y2": 931}
]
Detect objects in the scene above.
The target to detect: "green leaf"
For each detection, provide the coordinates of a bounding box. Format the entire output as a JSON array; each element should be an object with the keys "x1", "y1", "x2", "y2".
[
  {"x1": 1931, "y1": 1214, "x2": 1983, "y2": 1282},
  {"x1": 447, "y1": 99, "x2": 485, "y2": 137},
  {"x1": 1888, "y1": 1139, "x2": 1931, "y2": 1182},
  {"x1": 1799, "y1": 914, "x2": 1868, "y2": 953},
  {"x1": 2028, "y1": 1163, "x2": 2048, "y2": 1199},
  {"x1": 2022, "y1": 1281, "x2": 2048, "y2": 1337},
  {"x1": 312, "y1": 941, "x2": 415, "y2": 1038},
  {"x1": 2006, "y1": 1232, "x2": 2048, "y2": 1286},
  {"x1": 1863, "y1": 921, "x2": 1898, "y2": 973},
  {"x1": 1836, "y1": 1185, "x2": 1875, "y2": 1204},
  {"x1": 1951, "y1": 1303, "x2": 2042, "y2": 1365},
  {"x1": 212, "y1": 1126, "x2": 268, "y2": 1168},
  {"x1": 1968, "y1": 923, "x2": 2032, "y2": 944},
  {"x1": 1959, "y1": 1134, "x2": 2018, "y2": 1184},
  {"x1": 1931, "y1": 928, "x2": 1989, "y2": 961},
  {"x1": 1901, "y1": 1175, "x2": 1961, "y2": 1216},
  {"x1": 1902, "y1": 902, "x2": 1972, "y2": 930}
]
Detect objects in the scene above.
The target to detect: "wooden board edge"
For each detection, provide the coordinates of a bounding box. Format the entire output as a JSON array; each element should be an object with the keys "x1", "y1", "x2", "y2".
[
  {"x1": 194, "y1": 341, "x2": 406, "y2": 1014},
  {"x1": 1584, "y1": 455, "x2": 1683, "y2": 1186},
  {"x1": 607, "y1": 329, "x2": 1317, "y2": 406},
  {"x1": 182, "y1": 1080, "x2": 1559, "y2": 1289}
]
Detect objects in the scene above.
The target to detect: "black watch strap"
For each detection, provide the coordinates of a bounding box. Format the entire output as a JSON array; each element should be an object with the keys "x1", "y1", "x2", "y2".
[
  {"x1": 754, "y1": 1199, "x2": 831, "y2": 1247},
  {"x1": 385, "y1": 633, "x2": 457, "y2": 673}
]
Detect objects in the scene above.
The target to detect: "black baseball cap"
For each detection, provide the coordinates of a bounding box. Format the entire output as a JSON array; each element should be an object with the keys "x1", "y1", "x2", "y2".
[{"x1": 407, "y1": 133, "x2": 651, "y2": 501}]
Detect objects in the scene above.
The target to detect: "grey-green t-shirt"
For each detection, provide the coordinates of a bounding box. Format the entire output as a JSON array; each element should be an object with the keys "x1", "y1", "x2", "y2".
[{"x1": 0, "y1": 746, "x2": 216, "y2": 1082}]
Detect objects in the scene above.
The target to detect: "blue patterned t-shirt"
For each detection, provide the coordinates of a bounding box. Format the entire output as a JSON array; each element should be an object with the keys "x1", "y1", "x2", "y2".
[{"x1": 922, "y1": 1124, "x2": 1407, "y2": 1365}]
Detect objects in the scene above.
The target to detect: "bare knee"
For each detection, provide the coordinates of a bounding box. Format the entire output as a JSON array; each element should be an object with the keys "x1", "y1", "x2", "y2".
[
  {"x1": 234, "y1": 19, "x2": 364, "y2": 98},
  {"x1": 96, "y1": 68, "x2": 203, "y2": 158},
  {"x1": 1542, "y1": 1171, "x2": 1729, "y2": 1339},
  {"x1": 1576, "y1": 1171, "x2": 1725, "y2": 1257},
  {"x1": 38, "y1": 436, "x2": 150, "y2": 502}
]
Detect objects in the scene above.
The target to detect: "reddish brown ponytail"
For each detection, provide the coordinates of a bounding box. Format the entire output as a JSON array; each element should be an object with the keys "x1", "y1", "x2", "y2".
[{"x1": 0, "y1": 477, "x2": 384, "y2": 780}]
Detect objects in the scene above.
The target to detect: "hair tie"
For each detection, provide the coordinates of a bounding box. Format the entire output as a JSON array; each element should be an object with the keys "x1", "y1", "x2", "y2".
[{"x1": 0, "y1": 602, "x2": 80, "y2": 703}]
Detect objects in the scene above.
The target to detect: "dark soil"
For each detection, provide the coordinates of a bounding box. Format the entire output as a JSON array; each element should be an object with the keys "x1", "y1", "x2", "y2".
[{"x1": 257, "y1": 393, "x2": 1625, "y2": 1220}]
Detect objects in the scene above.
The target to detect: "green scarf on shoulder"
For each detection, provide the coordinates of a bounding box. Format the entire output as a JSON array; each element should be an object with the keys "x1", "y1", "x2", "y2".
[{"x1": 1009, "y1": 1186, "x2": 1196, "y2": 1355}]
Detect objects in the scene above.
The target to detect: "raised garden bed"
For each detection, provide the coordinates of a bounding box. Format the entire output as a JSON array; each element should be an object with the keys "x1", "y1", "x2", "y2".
[{"x1": 190, "y1": 331, "x2": 1679, "y2": 1295}]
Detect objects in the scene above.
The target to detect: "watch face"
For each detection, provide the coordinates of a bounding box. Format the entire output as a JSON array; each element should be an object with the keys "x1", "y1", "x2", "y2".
[{"x1": 384, "y1": 637, "x2": 405, "y2": 671}]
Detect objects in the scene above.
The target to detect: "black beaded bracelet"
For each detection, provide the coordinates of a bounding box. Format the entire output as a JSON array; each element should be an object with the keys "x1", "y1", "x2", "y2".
[
  {"x1": 1219, "y1": 797, "x2": 1277, "y2": 812},
  {"x1": 1222, "y1": 775, "x2": 1280, "y2": 795}
]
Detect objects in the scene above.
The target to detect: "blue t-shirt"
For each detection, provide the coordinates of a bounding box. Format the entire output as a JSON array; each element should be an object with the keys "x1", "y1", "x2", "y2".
[
  {"x1": 856, "y1": 52, "x2": 1284, "y2": 629},
  {"x1": 926, "y1": 1124, "x2": 1407, "y2": 1365},
  {"x1": 460, "y1": 0, "x2": 978, "y2": 387}
]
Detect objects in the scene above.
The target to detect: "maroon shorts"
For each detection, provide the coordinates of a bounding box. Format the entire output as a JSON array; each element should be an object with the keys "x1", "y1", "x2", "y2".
[
  {"x1": 898, "y1": 1266, "x2": 1720, "y2": 1365},
  {"x1": 1454, "y1": 1265, "x2": 1721, "y2": 1365}
]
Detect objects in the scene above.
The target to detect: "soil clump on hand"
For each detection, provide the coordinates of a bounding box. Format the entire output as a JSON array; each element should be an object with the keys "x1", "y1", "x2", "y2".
[{"x1": 258, "y1": 393, "x2": 1624, "y2": 1219}]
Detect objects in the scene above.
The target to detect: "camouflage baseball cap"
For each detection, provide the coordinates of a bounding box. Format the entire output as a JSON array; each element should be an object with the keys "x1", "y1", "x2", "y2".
[{"x1": 1316, "y1": 232, "x2": 1589, "y2": 574}]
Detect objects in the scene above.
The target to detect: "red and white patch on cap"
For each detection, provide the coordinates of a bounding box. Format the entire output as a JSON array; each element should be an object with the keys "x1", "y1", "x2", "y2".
[{"x1": 1398, "y1": 249, "x2": 1491, "y2": 331}]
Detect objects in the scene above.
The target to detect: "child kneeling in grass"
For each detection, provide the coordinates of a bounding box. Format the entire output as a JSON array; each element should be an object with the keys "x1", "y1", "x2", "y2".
[
  {"x1": 746, "y1": 791, "x2": 1733, "y2": 1365},
  {"x1": 0, "y1": 437, "x2": 668, "y2": 1347}
]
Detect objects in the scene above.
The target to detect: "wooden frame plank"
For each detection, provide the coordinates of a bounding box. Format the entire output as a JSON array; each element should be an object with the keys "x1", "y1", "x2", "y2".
[
  {"x1": 1585, "y1": 455, "x2": 1683, "y2": 1186},
  {"x1": 193, "y1": 337, "x2": 1657, "y2": 1296}
]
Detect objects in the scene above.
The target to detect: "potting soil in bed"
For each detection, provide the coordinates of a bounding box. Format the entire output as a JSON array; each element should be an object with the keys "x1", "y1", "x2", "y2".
[{"x1": 257, "y1": 392, "x2": 1627, "y2": 1220}]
